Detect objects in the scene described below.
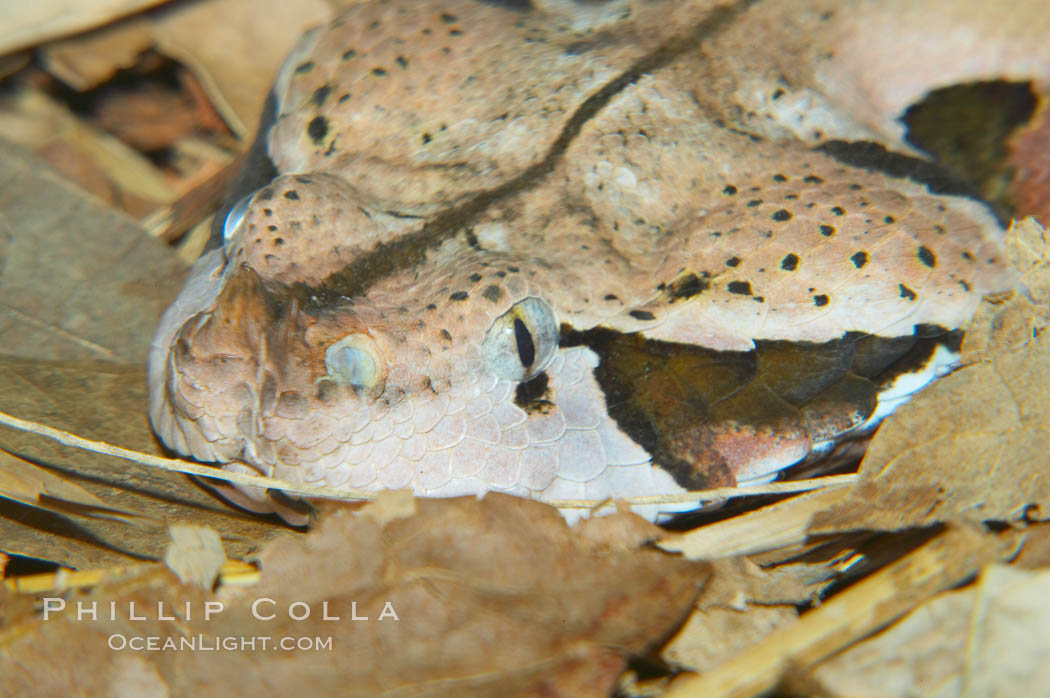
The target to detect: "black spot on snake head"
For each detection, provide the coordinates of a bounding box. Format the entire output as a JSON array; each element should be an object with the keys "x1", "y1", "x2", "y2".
[
  {"x1": 307, "y1": 116, "x2": 329, "y2": 145},
  {"x1": 310, "y1": 85, "x2": 331, "y2": 108},
  {"x1": 917, "y1": 245, "x2": 936, "y2": 268}
]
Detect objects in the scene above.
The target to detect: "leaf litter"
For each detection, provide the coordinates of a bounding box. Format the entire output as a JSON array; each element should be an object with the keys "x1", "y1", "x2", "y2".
[{"x1": 1, "y1": 495, "x2": 709, "y2": 698}]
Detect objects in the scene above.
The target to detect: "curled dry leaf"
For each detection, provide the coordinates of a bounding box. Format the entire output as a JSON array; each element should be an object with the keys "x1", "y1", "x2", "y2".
[
  {"x1": 664, "y1": 524, "x2": 1022, "y2": 698},
  {"x1": 0, "y1": 495, "x2": 707, "y2": 698},
  {"x1": 810, "y1": 218, "x2": 1050, "y2": 532}
]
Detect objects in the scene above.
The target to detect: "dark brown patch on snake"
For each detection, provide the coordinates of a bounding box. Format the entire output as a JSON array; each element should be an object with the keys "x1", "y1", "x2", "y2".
[
  {"x1": 514, "y1": 372, "x2": 553, "y2": 414},
  {"x1": 562, "y1": 324, "x2": 956, "y2": 493}
]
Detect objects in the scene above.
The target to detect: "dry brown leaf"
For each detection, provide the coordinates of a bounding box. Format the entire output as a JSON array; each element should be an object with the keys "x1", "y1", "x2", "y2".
[
  {"x1": 0, "y1": 496, "x2": 708, "y2": 697},
  {"x1": 164, "y1": 524, "x2": 226, "y2": 589},
  {"x1": 572, "y1": 501, "x2": 666, "y2": 550},
  {"x1": 93, "y1": 82, "x2": 202, "y2": 153},
  {"x1": 355, "y1": 488, "x2": 416, "y2": 527},
  {"x1": 0, "y1": 89, "x2": 178, "y2": 217},
  {"x1": 0, "y1": 136, "x2": 185, "y2": 363},
  {"x1": 811, "y1": 586, "x2": 973, "y2": 697},
  {"x1": 811, "y1": 563, "x2": 1050, "y2": 697},
  {"x1": 38, "y1": 17, "x2": 155, "y2": 91},
  {"x1": 0, "y1": 356, "x2": 293, "y2": 568},
  {"x1": 663, "y1": 557, "x2": 804, "y2": 672},
  {"x1": 810, "y1": 218, "x2": 1050, "y2": 533},
  {"x1": 150, "y1": 0, "x2": 334, "y2": 137},
  {"x1": 0, "y1": 0, "x2": 171, "y2": 55},
  {"x1": 962, "y1": 563, "x2": 1050, "y2": 696}
]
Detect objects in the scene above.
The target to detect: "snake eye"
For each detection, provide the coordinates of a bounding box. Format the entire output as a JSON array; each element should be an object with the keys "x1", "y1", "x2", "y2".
[
  {"x1": 325, "y1": 334, "x2": 385, "y2": 391},
  {"x1": 482, "y1": 297, "x2": 558, "y2": 382},
  {"x1": 222, "y1": 192, "x2": 255, "y2": 246}
]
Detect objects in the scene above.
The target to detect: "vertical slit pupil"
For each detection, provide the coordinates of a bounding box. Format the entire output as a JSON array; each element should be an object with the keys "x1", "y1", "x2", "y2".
[{"x1": 513, "y1": 317, "x2": 536, "y2": 368}]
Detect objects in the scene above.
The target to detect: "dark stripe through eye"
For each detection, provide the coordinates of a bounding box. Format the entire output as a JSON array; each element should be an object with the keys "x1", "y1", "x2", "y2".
[{"x1": 513, "y1": 317, "x2": 535, "y2": 368}]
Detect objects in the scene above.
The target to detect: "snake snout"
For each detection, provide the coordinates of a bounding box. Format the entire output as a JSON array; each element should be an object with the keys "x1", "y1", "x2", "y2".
[{"x1": 159, "y1": 262, "x2": 326, "y2": 461}]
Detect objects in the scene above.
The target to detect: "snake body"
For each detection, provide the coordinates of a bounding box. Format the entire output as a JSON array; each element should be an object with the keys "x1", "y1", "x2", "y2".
[{"x1": 149, "y1": 0, "x2": 1015, "y2": 522}]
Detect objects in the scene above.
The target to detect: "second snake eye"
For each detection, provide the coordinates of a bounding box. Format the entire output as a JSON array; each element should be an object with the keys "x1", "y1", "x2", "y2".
[
  {"x1": 481, "y1": 297, "x2": 559, "y2": 382},
  {"x1": 222, "y1": 192, "x2": 255, "y2": 246}
]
